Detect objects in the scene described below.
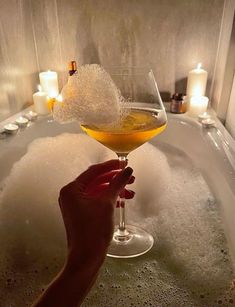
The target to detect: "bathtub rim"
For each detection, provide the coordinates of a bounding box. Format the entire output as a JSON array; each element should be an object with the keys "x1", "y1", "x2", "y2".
[{"x1": 1, "y1": 106, "x2": 235, "y2": 171}]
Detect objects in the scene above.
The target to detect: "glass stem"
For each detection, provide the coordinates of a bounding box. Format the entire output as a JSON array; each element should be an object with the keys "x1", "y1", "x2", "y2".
[{"x1": 117, "y1": 154, "x2": 128, "y2": 235}]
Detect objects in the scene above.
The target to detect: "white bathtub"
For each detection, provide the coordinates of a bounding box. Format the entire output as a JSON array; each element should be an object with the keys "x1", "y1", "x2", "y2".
[{"x1": 0, "y1": 110, "x2": 235, "y2": 306}]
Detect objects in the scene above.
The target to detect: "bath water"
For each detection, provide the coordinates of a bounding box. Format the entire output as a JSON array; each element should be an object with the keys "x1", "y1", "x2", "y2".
[{"x1": 0, "y1": 133, "x2": 234, "y2": 306}]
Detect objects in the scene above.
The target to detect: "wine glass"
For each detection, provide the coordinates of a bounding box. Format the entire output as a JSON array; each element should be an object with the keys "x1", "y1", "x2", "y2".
[{"x1": 81, "y1": 67, "x2": 167, "y2": 258}]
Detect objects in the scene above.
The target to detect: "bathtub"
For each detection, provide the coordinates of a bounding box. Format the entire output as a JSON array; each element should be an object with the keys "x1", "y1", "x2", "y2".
[{"x1": 0, "y1": 109, "x2": 235, "y2": 306}]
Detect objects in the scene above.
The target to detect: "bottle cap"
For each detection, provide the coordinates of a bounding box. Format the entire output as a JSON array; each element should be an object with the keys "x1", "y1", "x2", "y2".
[{"x1": 172, "y1": 93, "x2": 185, "y2": 101}]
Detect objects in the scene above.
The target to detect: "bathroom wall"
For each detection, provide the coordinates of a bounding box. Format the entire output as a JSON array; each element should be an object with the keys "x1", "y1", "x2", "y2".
[
  {"x1": 211, "y1": 0, "x2": 235, "y2": 122},
  {"x1": 225, "y1": 13, "x2": 235, "y2": 138},
  {"x1": 0, "y1": 0, "x2": 227, "y2": 121},
  {"x1": 0, "y1": 0, "x2": 38, "y2": 121}
]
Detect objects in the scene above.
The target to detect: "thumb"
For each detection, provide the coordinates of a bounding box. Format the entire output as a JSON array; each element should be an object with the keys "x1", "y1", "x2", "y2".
[{"x1": 106, "y1": 167, "x2": 133, "y2": 200}]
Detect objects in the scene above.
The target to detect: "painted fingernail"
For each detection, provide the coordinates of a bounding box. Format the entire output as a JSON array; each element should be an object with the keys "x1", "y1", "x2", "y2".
[{"x1": 125, "y1": 167, "x2": 133, "y2": 175}]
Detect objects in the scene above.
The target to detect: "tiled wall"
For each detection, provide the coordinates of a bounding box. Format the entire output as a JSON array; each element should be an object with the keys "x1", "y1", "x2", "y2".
[
  {"x1": 0, "y1": 0, "x2": 226, "y2": 121},
  {"x1": 0, "y1": 0, "x2": 38, "y2": 120}
]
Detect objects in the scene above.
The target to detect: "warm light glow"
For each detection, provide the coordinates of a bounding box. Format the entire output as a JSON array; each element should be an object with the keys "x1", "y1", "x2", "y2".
[
  {"x1": 37, "y1": 85, "x2": 42, "y2": 92},
  {"x1": 193, "y1": 85, "x2": 203, "y2": 96},
  {"x1": 57, "y1": 94, "x2": 63, "y2": 102},
  {"x1": 39, "y1": 71, "x2": 59, "y2": 97},
  {"x1": 197, "y1": 63, "x2": 202, "y2": 69},
  {"x1": 188, "y1": 95, "x2": 209, "y2": 117}
]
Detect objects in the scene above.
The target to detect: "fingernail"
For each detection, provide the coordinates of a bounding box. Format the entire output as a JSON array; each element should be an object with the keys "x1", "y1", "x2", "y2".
[{"x1": 124, "y1": 167, "x2": 133, "y2": 176}]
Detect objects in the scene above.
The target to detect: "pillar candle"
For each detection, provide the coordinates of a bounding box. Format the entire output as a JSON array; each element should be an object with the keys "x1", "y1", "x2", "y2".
[
  {"x1": 186, "y1": 63, "x2": 208, "y2": 98},
  {"x1": 39, "y1": 71, "x2": 59, "y2": 98},
  {"x1": 188, "y1": 96, "x2": 209, "y2": 117},
  {"x1": 33, "y1": 85, "x2": 49, "y2": 115}
]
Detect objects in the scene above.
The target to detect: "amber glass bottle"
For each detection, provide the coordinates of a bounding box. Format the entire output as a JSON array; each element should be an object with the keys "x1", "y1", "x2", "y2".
[{"x1": 68, "y1": 61, "x2": 77, "y2": 76}]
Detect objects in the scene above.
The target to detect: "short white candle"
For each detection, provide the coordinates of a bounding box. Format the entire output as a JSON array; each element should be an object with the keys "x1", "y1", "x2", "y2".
[
  {"x1": 198, "y1": 112, "x2": 211, "y2": 122},
  {"x1": 39, "y1": 71, "x2": 59, "y2": 98},
  {"x1": 201, "y1": 118, "x2": 216, "y2": 128},
  {"x1": 15, "y1": 116, "x2": 29, "y2": 127},
  {"x1": 33, "y1": 85, "x2": 49, "y2": 115},
  {"x1": 188, "y1": 96, "x2": 209, "y2": 117},
  {"x1": 25, "y1": 110, "x2": 38, "y2": 121},
  {"x1": 4, "y1": 123, "x2": 19, "y2": 134},
  {"x1": 186, "y1": 63, "x2": 208, "y2": 98}
]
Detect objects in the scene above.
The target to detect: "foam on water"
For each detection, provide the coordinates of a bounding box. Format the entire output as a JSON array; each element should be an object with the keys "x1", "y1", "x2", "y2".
[
  {"x1": 53, "y1": 64, "x2": 122, "y2": 125},
  {"x1": 0, "y1": 134, "x2": 234, "y2": 306}
]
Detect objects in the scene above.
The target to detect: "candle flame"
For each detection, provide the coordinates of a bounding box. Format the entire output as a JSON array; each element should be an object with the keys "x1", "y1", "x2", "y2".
[
  {"x1": 197, "y1": 63, "x2": 202, "y2": 69},
  {"x1": 37, "y1": 84, "x2": 42, "y2": 92}
]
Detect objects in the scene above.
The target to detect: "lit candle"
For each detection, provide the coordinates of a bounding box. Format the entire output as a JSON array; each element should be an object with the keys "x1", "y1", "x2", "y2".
[
  {"x1": 198, "y1": 112, "x2": 211, "y2": 122},
  {"x1": 39, "y1": 70, "x2": 59, "y2": 98},
  {"x1": 4, "y1": 123, "x2": 19, "y2": 134},
  {"x1": 25, "y1": 110, "x2": 38, "y2": 121},
  {"x1": 186, "y1": 63, "x2": 208, "y2": 98},
  {"x1": 201, "y1": 118, "x2": 215, "y2": 128},
  {"x1": 33, "y1": 85, "x2": 49, "y2": 115},
  {"x1": 188, "y1": 96, "x2": 209, "y2": 117},
  {"x1": 15, "y1": 116, "x2": 29, "y2": 127}
]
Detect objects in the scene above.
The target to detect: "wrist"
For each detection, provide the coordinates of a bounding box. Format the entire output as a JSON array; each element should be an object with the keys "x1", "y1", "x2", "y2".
[{"x1": 65, "y1": 247, "x2": 106, "y2": 274}]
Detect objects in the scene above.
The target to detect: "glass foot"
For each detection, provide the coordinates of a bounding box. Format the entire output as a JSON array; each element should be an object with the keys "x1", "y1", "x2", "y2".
[{"x1": 107, "y1": 225, "x2": 154, "y2": 258}]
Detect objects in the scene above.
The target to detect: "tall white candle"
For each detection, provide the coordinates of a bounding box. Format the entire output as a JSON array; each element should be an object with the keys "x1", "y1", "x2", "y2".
[
  {"x1": 186, "y1": 63, "x2": 208, "y2": 97},
  {"x1": 188, "y1": 96, "x2": 209, "y2": 117},
  {"x1": 39, "y1": 71, "x2": 59, "y2": 98},
  {"x1": 33, "y1": 85, "x2": 49, "y2": 115}
]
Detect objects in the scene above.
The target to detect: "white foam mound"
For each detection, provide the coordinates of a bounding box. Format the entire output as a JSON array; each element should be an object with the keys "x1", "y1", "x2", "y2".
[
  {"x1": 53, "y1": 64, "x2": 122, "y2": 125},
  {"x1": 0, "y1": 134, "x2": 170, "y2": 261},
  {"x1": 0, "y1": 135, "x2": 233, "y2": 306}
]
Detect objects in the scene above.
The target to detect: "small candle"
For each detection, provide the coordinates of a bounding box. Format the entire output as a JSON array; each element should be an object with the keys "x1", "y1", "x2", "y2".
[
  {"x1": 39, "y1": 71, "x2": 59, "y2": 98},
  {"x1": 4, "y1": 123, "x2": 19, "y2": 134},
  {"x1": 198, "y1": 112, "x2": 211, "y2": 123},
  {"x1": 188, "y1": 96, "x2": 209, "y2": 117},
  {"x1": 186, "y1": 63, "x2": 208, "y2": 98},
  {"x1": 33, "y1": 85, "x2": 49, "y2": 115},
  {"x1": 15, "y1": 116, "x2": 29, "y2": 127},
  {"x1": 25, "y1": 111, "x2": 38, "y2": 121},
  {"x1": 201, "y1": 118, "x2": 216, "y2": 128}
]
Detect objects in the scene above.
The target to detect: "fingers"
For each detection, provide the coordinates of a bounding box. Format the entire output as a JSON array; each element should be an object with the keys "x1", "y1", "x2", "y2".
[
  {"x1": 127, "y1": 175, "x2": 135, "y2": 185},
  {"x1": 86, "y1": 170, "x2": 135, "y2": 193},
  {"x1": 87, "y1": 170, "x2": 120, "y2": 188},
  {"x1": 105, "y1": 167, "x2": 133, "y2": 200},
  {"x1": 119, "y1": 189, "x2": 135, "y2": 199},
  {"x1": 75, "y1": 160, "x2": 122, "y2": 187},
  {"x1": 86, "y1": 183, "x2": 135, "y2": 199}
]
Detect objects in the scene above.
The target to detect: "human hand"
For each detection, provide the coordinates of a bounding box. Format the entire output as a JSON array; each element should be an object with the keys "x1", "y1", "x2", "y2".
[
  {"x1": 33, "y1": 160, "x2": 134, "y2": 307},
  {"x1": 59, "y1": 159, "x2": 135, "y2": 267}
]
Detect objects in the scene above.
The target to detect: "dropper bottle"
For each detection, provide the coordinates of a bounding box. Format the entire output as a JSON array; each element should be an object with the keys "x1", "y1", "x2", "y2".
[{"x1": 68, "y1": 60, "x2": 77, "y2": 76}]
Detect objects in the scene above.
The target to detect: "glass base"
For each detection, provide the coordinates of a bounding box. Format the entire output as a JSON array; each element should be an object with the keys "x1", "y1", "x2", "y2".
[{"x1": 107, "y1": 225, "x2": 154, "y2": 258}]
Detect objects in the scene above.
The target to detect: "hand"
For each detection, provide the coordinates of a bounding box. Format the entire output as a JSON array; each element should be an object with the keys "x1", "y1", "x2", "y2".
[
  {"x1": 33, "y1": 160, "x2": 134, "y2": 307},
  {"x1": 59, "y1": 159, "x2": 135, "y2": 267}
]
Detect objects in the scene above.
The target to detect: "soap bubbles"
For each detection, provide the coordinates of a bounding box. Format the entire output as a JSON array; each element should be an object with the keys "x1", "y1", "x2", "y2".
[
  {"x1": 0, "y1": 134, "x2": 233, "y2": 305},
  {"x1": 0, "y1": 134, "x2": 169, "y2": 267},
  {"x1": 53, "y1": 64, "x2": 122, "y2": 126}
]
